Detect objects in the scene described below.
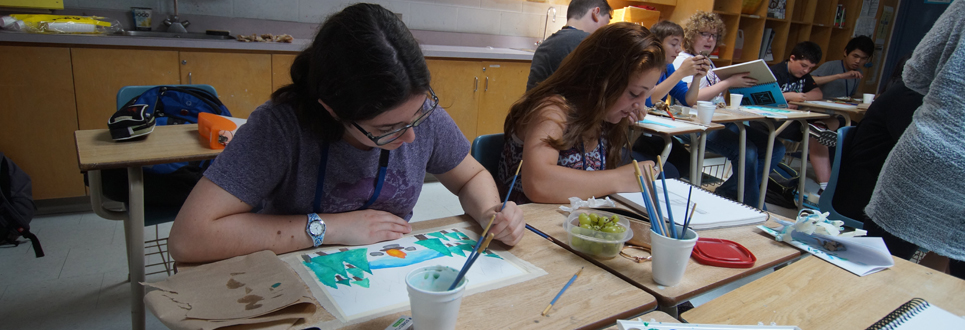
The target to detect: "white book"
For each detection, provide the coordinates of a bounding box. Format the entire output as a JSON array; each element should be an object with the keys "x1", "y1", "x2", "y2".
[
  {"x1": 758, "y1": 219, "x2": 895, "y2": 276},
  {"x1": 612, "y1": 178, "x2": 767, "y2": 230}
]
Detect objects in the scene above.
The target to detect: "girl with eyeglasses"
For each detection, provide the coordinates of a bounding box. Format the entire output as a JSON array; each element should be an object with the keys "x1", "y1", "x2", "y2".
[
  {"x1": 675, "y1": 11, "x2": 757, "y2": 102},
  {"x1": 169, "y1": 4, "x2": 525, "y2": 263},
  {"x1": 498, "y1": 22, "x2": 666, "y2": 204}
]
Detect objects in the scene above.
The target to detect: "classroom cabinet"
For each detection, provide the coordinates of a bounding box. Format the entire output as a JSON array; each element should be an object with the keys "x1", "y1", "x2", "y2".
[
  {"x1": 427, "y1": 59, "x2": 529, "y2": 141},
  {"x1": 72, "y1": 48, "x2": 181, "y2": 130},
  {"x1": 0, "y1": 46, "x2": 86, "y2": 199},
  {"x1": 179, "y1": 51, "x2": 272, "y2": 120}
]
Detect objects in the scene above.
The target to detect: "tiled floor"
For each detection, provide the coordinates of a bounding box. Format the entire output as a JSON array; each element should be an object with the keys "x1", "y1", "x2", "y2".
[{"x1": 0, "y1": 169, "x2": 816, "y2": 329}]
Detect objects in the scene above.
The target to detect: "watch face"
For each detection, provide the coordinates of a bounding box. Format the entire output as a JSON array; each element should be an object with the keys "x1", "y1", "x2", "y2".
[{"x1": 309, "y1": 221, "x2": 323, "y2": 236}]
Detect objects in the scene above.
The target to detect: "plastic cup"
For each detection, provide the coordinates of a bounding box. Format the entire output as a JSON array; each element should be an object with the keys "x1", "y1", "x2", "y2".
[
  {"x1": 863, "y1": 93, "x2": 874, "y2": 104},
  {"x1": 650, "y1": 227, "x2": 698, "y2": 286},
  {"x1": 696, "y1": 104, "x2": 716, "y2": 125},
  {"x1": 406, "y1": 266, "x2": 467, "y2": 330},
  {"x1": 730, "y1": 93, "x2": 744, "y2": 109}
]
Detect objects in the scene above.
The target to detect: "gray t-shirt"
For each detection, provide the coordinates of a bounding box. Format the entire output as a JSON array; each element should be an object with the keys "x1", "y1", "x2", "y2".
[
  {"x1": 204, "y1": 101, "x2": 470, "y2": 221},
  {"x1": 812, "y1": 60, "x2": 859, "y2": 99},
  {"x1": 526, "y1": 27, "x2": 591, "y2": 91}
]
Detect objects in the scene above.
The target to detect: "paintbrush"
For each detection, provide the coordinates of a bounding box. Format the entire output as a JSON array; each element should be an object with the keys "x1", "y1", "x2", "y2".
[
  {"x1": 449, "y1": 232, "x2": 495, "y2": 290},
  {"x1": 632, "y1": 160, "x2": 663, "y2": 236},
  {"x1": 657, "y1": 156, "x2": 678, "y2": 239},
  {"x1": 541, "y1": 267, "x2": 584, "y2": 316}
]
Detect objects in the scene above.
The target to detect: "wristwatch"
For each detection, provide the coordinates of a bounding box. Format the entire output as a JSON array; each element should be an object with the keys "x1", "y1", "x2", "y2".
[{"x1": 306, "y1": 213, "x2": 326, "y2": 247}]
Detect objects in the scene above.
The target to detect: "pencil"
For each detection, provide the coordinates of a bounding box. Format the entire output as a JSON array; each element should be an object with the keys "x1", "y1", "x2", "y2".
[{"x1": 541, "y1": 267, "x2": 584, "y2": 316}]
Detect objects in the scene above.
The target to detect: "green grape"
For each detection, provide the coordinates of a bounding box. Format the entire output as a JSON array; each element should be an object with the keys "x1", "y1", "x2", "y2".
[
  {"x1": 578, "y1": 213, "x2": 591, "y2": 226},
  {"x1": 570, "y1": 236, "x2": 584, "y2": 249},
  {"x1": 603, "y1": 243, "x2": 619, "y2": 255},
  {"x1": 589, "y1": 242, "x2": 603, "y2": 255},
  {"x1": 588, "y1": 213, "x2": 599, "y2": 223},
  {"x1": 611, "y1": 215, "x2": 620, "y2": 223},
  {"x1": 602, "y1": 226, "x2": 620, "y2": 233},
  {"x1": 592, "y1": 225, "x2": 601, "y2": 231}
]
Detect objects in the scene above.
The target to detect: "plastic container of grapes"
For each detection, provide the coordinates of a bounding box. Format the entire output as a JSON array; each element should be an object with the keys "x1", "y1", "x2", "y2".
[{"x1": 564, "y1": 209, "x2": 634, "y2": 259}]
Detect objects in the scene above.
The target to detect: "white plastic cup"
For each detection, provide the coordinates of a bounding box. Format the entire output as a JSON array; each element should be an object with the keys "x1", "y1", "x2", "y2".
[
  {"x1": 862, "y1": 93, "x2": 874, "y2": 104},
  {"x1": 650, "y1": 227, "x2": 698, "y2": 286},
  {"x1": 730, "y1": 93, "x2": 744, "y2": 109},
  {"x1": 406, "y1": 266, "x2": 467, "y2": 330},
  {"x1": 696, "y1": 104, "x2": 716, "y2": 125}
]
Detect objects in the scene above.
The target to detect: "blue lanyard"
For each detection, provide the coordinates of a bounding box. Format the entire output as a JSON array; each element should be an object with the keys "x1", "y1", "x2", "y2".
[
  {"x1": 841, "y1": 61, "x2": 854, "y2": 97},
  {"x1": 313, "y1": 143, "x2": 390, "y2": 213}
]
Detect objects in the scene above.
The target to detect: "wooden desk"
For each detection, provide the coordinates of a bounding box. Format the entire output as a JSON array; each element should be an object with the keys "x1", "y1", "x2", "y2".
[
  {"x1": 682, "y1": 256, "x2": 965, "y2": 329},
  {"x1": 302, "y1": 208, "x2": 658, "y2": 329},
  {"x1": 632, "y1": 117, "x2": 724, "y2": 185},
  {"x1": 524, "y1": 203, "x2": 802, "y2": 317},
  {"x1": 790, "y1": 100, "x2": 866, "y2": 126},
  {"x1": 75, "y1": 124, "x2": 221, "y2": 330}
]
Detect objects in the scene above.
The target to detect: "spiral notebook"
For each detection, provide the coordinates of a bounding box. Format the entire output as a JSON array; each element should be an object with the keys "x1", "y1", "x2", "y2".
[
  {"x1": 712, "y1": 59, "x2": 789, "y2": 107},
  {"x1": 866, "y1": 298, "x2": 965, "y2": 330},
  {"x1": 612, "y1": 178, "x2": 767, "y2": 230}
]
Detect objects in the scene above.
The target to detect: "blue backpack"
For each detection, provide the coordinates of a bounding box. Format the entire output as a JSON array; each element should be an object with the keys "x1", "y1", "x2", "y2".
[{"x1": 119, "y1": 86, "x2": 231, "y2": 174}]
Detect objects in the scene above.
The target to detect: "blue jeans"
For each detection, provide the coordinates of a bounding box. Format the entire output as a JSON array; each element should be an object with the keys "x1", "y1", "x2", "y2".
[{"x1": 702, "y1": 123, "x2": 785, "y2": 208}]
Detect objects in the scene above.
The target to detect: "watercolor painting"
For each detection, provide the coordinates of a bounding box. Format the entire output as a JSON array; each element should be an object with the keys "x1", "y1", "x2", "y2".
[{"x1": 296, "y1": 228, "x2": 527, "y2": 320}]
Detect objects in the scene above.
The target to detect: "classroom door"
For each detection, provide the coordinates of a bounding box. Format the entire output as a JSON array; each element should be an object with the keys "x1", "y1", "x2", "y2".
[{"x1": 878, "y1": 1, "x2": 950, "y2": 92}]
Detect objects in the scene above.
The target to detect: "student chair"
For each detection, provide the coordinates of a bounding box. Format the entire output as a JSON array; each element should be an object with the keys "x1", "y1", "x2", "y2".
[
  {"x1": 818, "y1": 126, "x2": 862, "y2": 228},
  {"x1": 90, "y1": 84, "x2": 220, "y2": 276},
  {"x1": 470, "y1": 133, "x2": 504, "y2": 175}
]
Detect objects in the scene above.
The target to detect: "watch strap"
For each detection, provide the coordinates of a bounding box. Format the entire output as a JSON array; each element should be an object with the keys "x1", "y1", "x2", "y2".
[{"x1": 306, "y1": 213, "x2": 326, "y2": 247}]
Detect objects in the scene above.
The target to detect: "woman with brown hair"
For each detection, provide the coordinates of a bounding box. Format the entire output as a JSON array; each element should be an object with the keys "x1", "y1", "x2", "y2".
[{"x1": 497, "y1": 22, "x2": 666, "y2": 204}]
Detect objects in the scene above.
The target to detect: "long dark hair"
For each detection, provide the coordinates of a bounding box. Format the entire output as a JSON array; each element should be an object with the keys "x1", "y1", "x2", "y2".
[
  {"x1": 271, "y1": 3, "x2": 430, "y2": 141},
  {"x1": 504, "y1": 22, "x2": 665, "y2": 168}
]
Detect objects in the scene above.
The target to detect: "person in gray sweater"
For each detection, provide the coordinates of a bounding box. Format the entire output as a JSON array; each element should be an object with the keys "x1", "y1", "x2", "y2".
[{"x1": 865, "y1": 0, "x2": 965, "y2": 279}]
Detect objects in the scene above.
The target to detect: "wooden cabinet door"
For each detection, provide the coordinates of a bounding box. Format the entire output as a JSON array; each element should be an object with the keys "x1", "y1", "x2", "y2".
[
  {"x1": 0, "y1": 46, "x2": 85, "y2": 199},
  {"x1": 476, "y1": 61, "x2": 529, "y2": 137},
  {"x1": 179, "y1": 51, "x2": 272, "y2": 119},
  {"x1": 427, "y1": 59, "x2": 480, "y2": 141},
  {"x1": 72, "y1": 48, "x2": 180, "y2": 130},
  {"x1": 271, "y1": 54, "x2": 296, "y2": 93}
]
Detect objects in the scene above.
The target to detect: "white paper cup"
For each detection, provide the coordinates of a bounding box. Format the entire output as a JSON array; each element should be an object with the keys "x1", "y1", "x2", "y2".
[
  {"x1": 680, "y1": 106, "x2": 691, "y2": 116},
  {"x1": 863, "y1": 93, "x2": 874, "y2": 104},
  {"x1": 650, "y1": 227, "x2": 698, "y2": 286},
  {"x1": 406, "y1": 266, "x2": 467, "y2": 330},
  {"x1": 730, "y1": 93, "x2": 744, "y2": 109},
  {"x1": 696, "y1": 104, "x2": 715, "y2": 125}
]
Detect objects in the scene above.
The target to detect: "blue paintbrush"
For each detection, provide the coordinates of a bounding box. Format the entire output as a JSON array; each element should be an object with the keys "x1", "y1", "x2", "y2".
[{"x1": 657, "y1": 156, "x2": 678, "y2": 239}]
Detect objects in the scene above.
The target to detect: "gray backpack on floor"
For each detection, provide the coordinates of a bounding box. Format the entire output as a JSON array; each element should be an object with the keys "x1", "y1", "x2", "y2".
[{"x1": 0, "y1": 152, "x2": 43, "y2": 257}]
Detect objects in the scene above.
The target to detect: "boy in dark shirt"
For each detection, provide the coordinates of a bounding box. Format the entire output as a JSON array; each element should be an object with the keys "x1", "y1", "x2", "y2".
[
  {"x1": 770, "y1": 41, "x2": 824, "y2": 106},
  {"x1": 526, "y1": 0, "x2": 612, "y2": 91}
]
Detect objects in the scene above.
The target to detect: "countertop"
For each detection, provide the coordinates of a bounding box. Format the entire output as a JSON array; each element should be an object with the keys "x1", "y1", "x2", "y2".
[{"x1": 0, "y1": 31, "x2": 535, "y2": 60}]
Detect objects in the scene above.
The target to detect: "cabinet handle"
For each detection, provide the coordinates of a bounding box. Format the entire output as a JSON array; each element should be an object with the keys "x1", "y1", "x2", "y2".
[
  {"x1": 474, "y1": 77, "x2": 478, "y2": 92},
  {"x1": 485, "y1": 77, "x2": 489, "y2": 92},
  {"x1": 182, "y1": 60, "x2": 187, "y2": 65},
  {"x1": 188, "y1": 72, "x2": 192, "y2": 84}
]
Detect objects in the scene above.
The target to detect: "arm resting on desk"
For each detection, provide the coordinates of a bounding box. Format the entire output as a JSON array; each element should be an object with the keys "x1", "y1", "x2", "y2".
[
  {"x1": 517, "y1": 107, "x2": 653, "y2": 204},
  {"x1": 435, "y1": 154, "x2": 525, "y2": 246},
  {"x1": 169, "y1": 177, "x2": 413, "y2": 263}
]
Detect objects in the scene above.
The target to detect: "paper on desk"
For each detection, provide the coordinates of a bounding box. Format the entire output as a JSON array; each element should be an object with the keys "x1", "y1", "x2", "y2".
[
  {"x1": 639, "y1": 116, "x2": 707, "y2": 130},
  {"x1": 739, "y1": 106, "x2": 791, "y2": 119},
  {"x1": 804, "y1": 101, "x2": 858, "y2": 110},
  {"x1": 144, "y1": 250, "x2": 318, "y2": 330},
  {"x1": 758, "y1": 221, "x2": 894, "y2": 276}
]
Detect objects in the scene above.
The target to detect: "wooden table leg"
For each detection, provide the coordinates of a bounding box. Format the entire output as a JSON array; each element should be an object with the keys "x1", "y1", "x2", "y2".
[{"x1": 758, "y1": 121, "x2": 777, "y2": 209}]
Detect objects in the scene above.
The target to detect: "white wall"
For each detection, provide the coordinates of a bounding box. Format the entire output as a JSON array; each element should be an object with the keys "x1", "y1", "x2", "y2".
[{"x1": 63, "y1": 0, "x2": 570, "y2": 38}]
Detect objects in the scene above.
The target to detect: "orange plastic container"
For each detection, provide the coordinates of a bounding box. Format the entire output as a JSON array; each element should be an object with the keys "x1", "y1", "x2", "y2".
[{"x1": 197, "y1": 112, "x2": 238, "y2": 149}]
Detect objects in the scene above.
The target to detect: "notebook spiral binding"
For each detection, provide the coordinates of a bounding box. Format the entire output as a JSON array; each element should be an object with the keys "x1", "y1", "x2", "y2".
[{"x1": 865, "y1": 298, "x2": 930, "y2": 330}]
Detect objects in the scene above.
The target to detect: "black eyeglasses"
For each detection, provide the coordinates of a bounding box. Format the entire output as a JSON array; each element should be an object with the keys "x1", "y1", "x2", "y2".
[
  {"x1": 698, "y1": 31, "x2": 720, "y2": 40},
  {"x1": 352, "y1": 88, "x2": 439, "y2": 146}
]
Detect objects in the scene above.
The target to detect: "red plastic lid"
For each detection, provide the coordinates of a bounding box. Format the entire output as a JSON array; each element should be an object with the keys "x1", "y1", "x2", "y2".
[{"x1": 691, "y1": 237, "x2": 756, "y2": 268}]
